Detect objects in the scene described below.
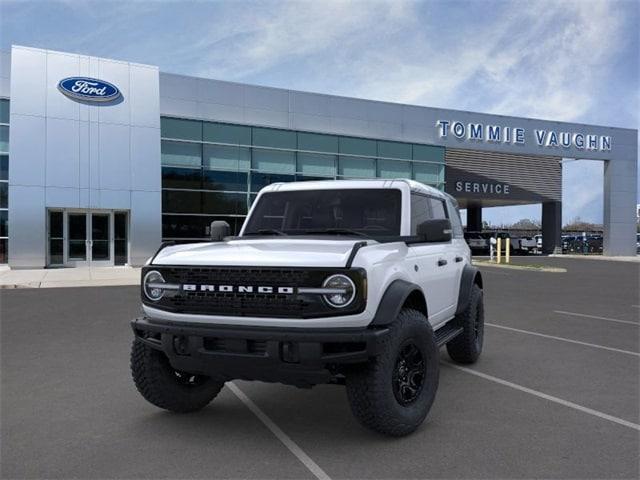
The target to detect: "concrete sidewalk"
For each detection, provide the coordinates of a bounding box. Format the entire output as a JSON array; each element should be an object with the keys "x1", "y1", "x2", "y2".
[{"x1": 0, "y1": 266, "x2": 140, "y2": 289}]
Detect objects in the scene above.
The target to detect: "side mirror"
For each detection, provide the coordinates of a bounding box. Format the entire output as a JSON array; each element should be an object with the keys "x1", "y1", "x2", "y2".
[
  {"x1": 210, "y1": 221, "x2": 230, "y2": 241},
  {"x1": 416, "y1": 219, "x2": 452, "y2": 243}
]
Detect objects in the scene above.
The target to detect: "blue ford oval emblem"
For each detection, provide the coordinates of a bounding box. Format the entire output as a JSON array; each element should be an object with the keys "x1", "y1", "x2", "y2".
[{"x1": 58, "y1": 77, "x2": 121, "y2": 102}]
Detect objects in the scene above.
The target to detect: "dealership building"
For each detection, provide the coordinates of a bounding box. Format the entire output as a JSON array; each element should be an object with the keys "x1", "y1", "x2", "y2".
[{"x1": 0, "y1": 45, "x2": 637, "y2": 267}]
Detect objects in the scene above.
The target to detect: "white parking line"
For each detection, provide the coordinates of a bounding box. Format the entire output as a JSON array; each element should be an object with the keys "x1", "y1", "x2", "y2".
[
  {"x1": 228, "y1": 382, "x2": 331, "y2": 480},
  {"x1": 486, "y1": 323, "x2": 640, "y2": 357},
  {"x1": 445, "y1": 363, "x2": 640, "y2": 431},
  {"x1": 554, "y1": 310, "x2": 639, "y2": 326}
]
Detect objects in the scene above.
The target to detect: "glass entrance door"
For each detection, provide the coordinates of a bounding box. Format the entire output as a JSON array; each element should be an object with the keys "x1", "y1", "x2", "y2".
[
  {"x1": 90, "y1": 213, "x2": 111, "y2": 265},
  {"x1": 67, "y1": 213, "x2": 88, "y2": 266},
  {"x1": 48, "y1": 210, "x2": 129, "y2": 267}
]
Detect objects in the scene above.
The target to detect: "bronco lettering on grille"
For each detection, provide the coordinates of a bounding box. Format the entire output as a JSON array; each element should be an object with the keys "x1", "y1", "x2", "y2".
[{"x1": 182, "y1": 284, "x2": 295, "y2": 294}]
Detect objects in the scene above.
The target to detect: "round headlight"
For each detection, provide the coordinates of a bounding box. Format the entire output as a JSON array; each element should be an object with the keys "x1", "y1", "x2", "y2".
[
  {"x1": 143, "y1": 270, "x2": 165, "y2": 302},
  {"x1": 322, "y1": 274, "x2": 356, "y2": 308}
]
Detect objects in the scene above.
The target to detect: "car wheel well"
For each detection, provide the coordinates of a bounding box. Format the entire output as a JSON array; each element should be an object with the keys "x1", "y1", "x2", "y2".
[
  {"x1": 402, "y1": 290, "x2": 428, "y2": 318},
  {"x1": 474, "y1": 272, "x2": 483, "y2": 289}
]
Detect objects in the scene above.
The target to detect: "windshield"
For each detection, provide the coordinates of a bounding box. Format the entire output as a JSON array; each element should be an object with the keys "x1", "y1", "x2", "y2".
[{"x1": 243, "y1": 189, "x2": 402, "y2": 238}]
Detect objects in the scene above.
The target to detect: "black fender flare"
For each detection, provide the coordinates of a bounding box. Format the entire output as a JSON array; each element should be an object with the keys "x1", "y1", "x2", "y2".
[
  {"x1": 455, "y1": 264, "x2": 483, "y2": 315},
  {"x1": 370, "y1": 279, "x2": 426, "y2": 326}
]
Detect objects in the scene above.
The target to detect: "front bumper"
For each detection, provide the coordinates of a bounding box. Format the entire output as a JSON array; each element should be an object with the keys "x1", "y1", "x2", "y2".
[{"x1": 131, "y1": 317, "x2": 389, "y2": 387}]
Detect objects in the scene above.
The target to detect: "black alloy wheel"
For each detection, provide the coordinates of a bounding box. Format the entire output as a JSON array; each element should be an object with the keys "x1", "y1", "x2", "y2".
[{"x1": 392, "y1": 341, "x2": 425, "y2": 406}]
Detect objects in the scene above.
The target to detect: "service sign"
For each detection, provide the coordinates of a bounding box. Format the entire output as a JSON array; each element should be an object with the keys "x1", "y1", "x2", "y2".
[{"x1": 58, "y1": 77, "x2": 121, "y2": 102}]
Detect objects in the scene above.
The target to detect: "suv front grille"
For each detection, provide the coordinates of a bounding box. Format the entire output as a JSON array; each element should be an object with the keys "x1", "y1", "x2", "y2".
[{"x1": 143, "y1": 266, "x2": 366, "y2": 319}]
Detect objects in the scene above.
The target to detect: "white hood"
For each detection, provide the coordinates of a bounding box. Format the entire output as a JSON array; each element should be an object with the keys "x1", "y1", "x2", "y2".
[{"x1": 152, "y1": 238, "x2": 369, "y2": 267}]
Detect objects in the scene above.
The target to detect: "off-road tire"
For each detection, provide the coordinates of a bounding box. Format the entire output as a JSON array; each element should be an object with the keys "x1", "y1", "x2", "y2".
[
  {"x1": 131, "y1": 340, "x2": 224, "y2": 413},
  {"x1": 345, "y1": 309, "x2": 439, "y2": 436},
  {"x1": 447, "y1": 283, "x2": 484, "y2": 364}
]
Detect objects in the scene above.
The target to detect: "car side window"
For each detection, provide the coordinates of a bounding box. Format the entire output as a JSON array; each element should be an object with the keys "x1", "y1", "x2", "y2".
[
  {"x1": 445, "y1": 199, "x2": 464, "y2": 238},
  {"x1": 410, "y1": 194, "x2": 431, "y2": 235},
  {"x1": 428, "y1": 198, "x2": 448, "y2": 220}
]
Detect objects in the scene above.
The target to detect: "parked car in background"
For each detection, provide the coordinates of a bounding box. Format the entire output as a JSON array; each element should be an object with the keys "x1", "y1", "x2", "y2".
[
  {"x1": 464, "y1": 231, "x2": 488, "y2": 253},
  {"x1": 518, "y1": 236, "x2": 537, "y2": 254},
  {"x1": 533, "y1": 234, "x2": 543, "y2": 254}
]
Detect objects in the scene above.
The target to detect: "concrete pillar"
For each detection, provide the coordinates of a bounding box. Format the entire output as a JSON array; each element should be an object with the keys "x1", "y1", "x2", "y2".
[
  {"x1": 603, "y1": 153, "x2": 637, "y2": 256},
  {"x1": 542, "y1": 201, "x2": 562, "y2": 254},
  {"x1": 467, "y1": 205, "x2": 482, "y2": 232}
]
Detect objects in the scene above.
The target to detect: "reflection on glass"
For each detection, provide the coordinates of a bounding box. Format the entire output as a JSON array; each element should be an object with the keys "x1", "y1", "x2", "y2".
[
  {"x1": 114, "y1": 213, "x2": 128, "y2": 265},
  {"x1": 68, "y1": 214, "x2": 86, "y2": 260},
  {"x1": 91, "y1": 214, "x2": 110, "y2": 261},
  {"x1": 0, "y1": 238, "x2": 6, "y2": 263}
]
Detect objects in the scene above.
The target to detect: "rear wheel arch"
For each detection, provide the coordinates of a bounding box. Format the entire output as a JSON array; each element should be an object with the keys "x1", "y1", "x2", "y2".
[{"x1": 456, "y1": 265, "x2": 483, "y2": 315}]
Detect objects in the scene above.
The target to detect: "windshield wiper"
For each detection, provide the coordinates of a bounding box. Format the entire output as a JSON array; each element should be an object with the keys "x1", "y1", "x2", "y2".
[
  {"x1": 303, "y1": 228, "x2": 369, "y2": 238},
  {"x1": 244, "y1": 229, "x2": 287, "y2": 236}
]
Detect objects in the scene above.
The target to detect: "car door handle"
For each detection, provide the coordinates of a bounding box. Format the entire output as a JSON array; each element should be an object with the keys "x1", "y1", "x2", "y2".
[
  {"x1": 437, "y1": 259, "x2": 447, "y2": 267},
  {"x1": 455, "y1": 256, "x2": 463, "y2": 263}
]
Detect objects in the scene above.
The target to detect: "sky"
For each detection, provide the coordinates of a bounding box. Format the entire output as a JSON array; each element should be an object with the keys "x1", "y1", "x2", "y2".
[{"x1": 1, "y1": 0, "x2": 638, "y2": 226}]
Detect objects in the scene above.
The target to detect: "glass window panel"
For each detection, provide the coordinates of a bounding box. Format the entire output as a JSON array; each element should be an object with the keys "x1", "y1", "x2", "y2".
[
  {"x1": 202, "y1": 170, "x2": 248, "y2": 191},
  {"x1": 0, "y1": 210, "x2": 7, "y2": 237},
  {"x1": 161, "y1": 117, "x2": 201, "y2": 141},
  {"x1": 0, "y1": 126, "x2": 8, "y2": 153},
  {"x1": 410, "y1": 194, "x2": 431, "y2": 234},
  {"x1": 429, "y1": 198, "x2": 448, "y2": 220},
  {"x1": 297, "y1": 132, "x2": 339, "y2": 153},
  {"x1": 377, "y1": 159, "x2": 411, "y2": 178},
  {"x1": 413, "y1": 163, "x2": 443, "y2": 185},
  {"x1": 161, "y1": 140, "x2": 201, "y2": 167},
  {"x1": 0, "y1": 155, "x2": 7, "y2": 181},
  {"x1": 0, "y1": 99, "x2": 9, "y2": 124},
  {"x1": 162, "y1": 167, "x2": 202, "y2": 189},
  {"x1": 203, "y1": 122, "x2": 251, "y2": 145},
  {"x1": 203, "y1": 144, "x2": 250, "y2": 171},
  {"x1": 114, "y1": 213, "x2": 128, "y2": 265},
  {"x1": 92, "y1": 240, "x2": 110, "y2": 260},
  {"x1": 447, "y1": 199, "x2": 464, "y2": 238},
  {"x1": 202, "y1": 192, "x2": 247, "y2": 215},
  {"x1": 91, "y1": 214, "x2": 109, "y2": 241},
  {"x1": 163, "y1": 215, "x2": 243, "y2": 239},
  {"x1": 49, "y1": 211, "x2": 63, "y2": 238},
  {"x1": 68, "y1": 214, "x2": 86, "y2": 240},
  {"x1": 68, "y1": 214, "x2": 86, "y2": 260},
  {"x1": 244, "y1": 189, "x2": 402, "y2": 236},
  {"x1": 252, "y1": 148, "x2": 295, "y2": 174},
  {"x1": 297, "y1": 152, "x2": 336, "y2": 177},
  {"x1": 0, "y1": 238, "x2": 6, "y2": 263},
  {"x1": 339, "y1": 137, "x2": 376, "y2": 157},
  {"x1": 250, "y1": 172, "x2": 295, "y2": 192},
  {"x1": 252, "y1": 127, "x2": 296, "y2": 149},
  {"x1": 0, "y1": 182, "x2": 7, "y2": 208},
  {"x1": 163, "y1": 215, "x2": 207, "y2": 239},
  {"x1": 296, "y1": 175, "x2": 331, "y2": 182},
  {"x1": 114, "y1": 213, "x2": 127, "y2": 240},
  {"x1": 413, "y1": 144, "x2": 445, "y2": 163},
  {"x1": 49, "y1": 239, "x2": 62, "y2": 265},
  {"x1": 338, "y1": 156, "x2": 376, "y2": 178},
  {"x1": 378, "y1": 141, "x2": 411, "y2": 160},
  {"x1": 162, "y1": 190, "x2": 202, "y2": 214}
]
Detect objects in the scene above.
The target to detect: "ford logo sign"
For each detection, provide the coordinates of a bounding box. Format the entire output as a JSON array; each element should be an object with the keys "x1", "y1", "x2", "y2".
[{"x1": 57, "y1": 77, "x2": 121, "y2": 102}]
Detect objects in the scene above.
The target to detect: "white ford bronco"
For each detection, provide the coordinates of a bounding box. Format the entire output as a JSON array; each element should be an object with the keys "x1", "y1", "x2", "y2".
[{"x1": 131, "y1": 179, "x2": 484, "y2": 436}]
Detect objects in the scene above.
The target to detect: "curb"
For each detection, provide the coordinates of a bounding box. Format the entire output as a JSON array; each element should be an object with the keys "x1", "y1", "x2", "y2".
[{"x1": 473, "y1": 261, "x2": 567, "y2": 273}]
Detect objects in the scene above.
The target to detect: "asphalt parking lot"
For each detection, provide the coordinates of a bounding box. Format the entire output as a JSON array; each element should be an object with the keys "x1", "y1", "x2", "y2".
[{"x1": 1, "y1": 257, "x2": 639, "y2": 479}]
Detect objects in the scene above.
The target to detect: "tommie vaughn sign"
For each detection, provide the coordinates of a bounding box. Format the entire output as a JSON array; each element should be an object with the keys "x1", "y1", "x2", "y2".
[
  {"x1": 58, "y1": 77, "x2": 121, "y2": 102},
  {"x1": 436, "y1": 120, "x2": 612, "y2": 152}
]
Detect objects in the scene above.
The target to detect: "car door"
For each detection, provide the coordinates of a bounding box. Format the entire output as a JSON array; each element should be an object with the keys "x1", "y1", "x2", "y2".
[
  {"x1": 406, "y1": 194, "x2": 457, "y2": 326},
  {"x1": 444, "y1": 197, "x2": 468, "y2": 310}
]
